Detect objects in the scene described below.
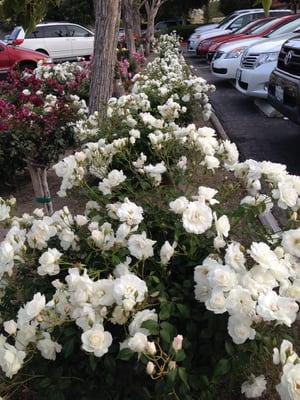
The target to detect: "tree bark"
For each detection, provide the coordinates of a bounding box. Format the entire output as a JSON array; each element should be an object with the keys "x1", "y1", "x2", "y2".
[
  {"x1": 132, "y1": 0, "x2": 142, "y2": 39},
  {"x1": 144, "y1": 0, "x2": 169, "y2": 55},
  {"x1": 26, "y1": 162, "x2": 53, "y2": 215},
  {"x1": 122, "y1": 0, "x2": 136, "y2": 54},
  {"x1": 89, "y1": 0, "x2": 121, "y2": 117}
]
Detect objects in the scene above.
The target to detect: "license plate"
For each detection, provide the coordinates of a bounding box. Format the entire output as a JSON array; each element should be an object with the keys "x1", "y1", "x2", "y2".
[
  {"x1": 236, "y1": 69, "x2": 242, "y2": 81},
  {"x1": 275, "y1": 85, "x2": 284, "y2": 103}
]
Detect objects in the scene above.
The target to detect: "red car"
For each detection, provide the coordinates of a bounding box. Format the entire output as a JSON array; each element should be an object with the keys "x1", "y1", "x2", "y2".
[
  {"x1": 196, "y1": 18, "x2": 273, "y2": 58},
  {"x1": 0, "y1": 39, "x2": 50, "y2": 78},
  {"x1": 199, "y1": 14, "x2": 300, "y2": 62}
]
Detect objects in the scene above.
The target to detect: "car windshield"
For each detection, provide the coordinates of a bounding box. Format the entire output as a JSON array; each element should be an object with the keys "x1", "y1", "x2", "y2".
[
  {"x1": 250, "y1": 18, "x2": 281, "y2": 34},
  {"x1": 218, "y1": 14, "x2": 238, "y2": 28},
  {"x1": 235, "y1": 19, "x2": 271, "y2": 34},
  {"x1": 0, "y1": 40, "x2": 6, "y2": 46},
  {"x1": 267, "y1": 17, "x2": 300, "y2": 37}
]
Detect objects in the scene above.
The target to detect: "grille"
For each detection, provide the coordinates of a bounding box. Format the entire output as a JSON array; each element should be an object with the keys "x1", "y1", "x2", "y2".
[
  {"x1": 277, "y1": 45, "x2": 300, "y2": 77},
  {"x1": 241, "y1": 54, "x2": 259, "y2": 69}
]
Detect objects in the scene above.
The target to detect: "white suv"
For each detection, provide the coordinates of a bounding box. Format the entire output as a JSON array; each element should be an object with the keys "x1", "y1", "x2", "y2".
[{"x1": 9, "y1": 22, "x2": 94, "y2": 61}]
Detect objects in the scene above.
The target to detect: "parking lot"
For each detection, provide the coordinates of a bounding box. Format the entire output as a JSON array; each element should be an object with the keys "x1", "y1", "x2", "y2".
[{"x1": 186, "y1": 54, "x2": 300, "y2": 175}]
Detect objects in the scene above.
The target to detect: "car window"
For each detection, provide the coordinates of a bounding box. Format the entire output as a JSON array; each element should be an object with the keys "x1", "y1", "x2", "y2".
[
  {"x1": 235, "y1": 19, "x2": 270, "y2": 34},
  {"x1": 229, "y1": 14, "x2": 252, "y2": 30},
  {"x1": 253, "y1": 12, "x2": 265, "y2": 19},
  {"x1": 26, "y1": 27, "x2": 45, "y2": 39},
  {"x1": 9, "y1": 27, "x2": 23, "y2": 40},
  {"x1": 270, "y1": 11, "x2": 291, "y2": 17},
  {"x1": 267, "y1": 18, "x2": 300, "y2": 37},
  {"x1": 41, "y1": 25, "x2": 68, "y2": 38},
  {"x1": 67, "y1": 25, "x2": 91, "y2": 37}
]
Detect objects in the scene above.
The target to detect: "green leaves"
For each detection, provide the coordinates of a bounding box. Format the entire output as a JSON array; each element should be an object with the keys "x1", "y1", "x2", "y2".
[
  {"x1": 213, "y1": 359, "x2": 231, "y2": 377},
  {"x1": 117, "y1": 348, "x2": 135, "y2": 361}
]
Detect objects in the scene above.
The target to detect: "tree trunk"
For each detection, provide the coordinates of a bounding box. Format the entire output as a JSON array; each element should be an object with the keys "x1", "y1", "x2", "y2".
[
  {"x1": 89, "y1": 0, "x2": 121, "y2": 117},
  {"x1": 122, "y1": 0, "x2": 136, "y2": 54},
  {"x1": 26, "y1": 162, "x2": 53, "y2": 215},
  {"x1": 132, "y1": 1, "x2": 142, "y2": 39}
]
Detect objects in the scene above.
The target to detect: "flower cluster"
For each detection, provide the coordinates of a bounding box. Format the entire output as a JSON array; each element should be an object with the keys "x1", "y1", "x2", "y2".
[{"x1": 0, "y1": 34, "x2": 299, "y2": 399}]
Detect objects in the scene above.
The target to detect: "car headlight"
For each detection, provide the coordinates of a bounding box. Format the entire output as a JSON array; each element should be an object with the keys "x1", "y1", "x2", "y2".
[
  {"x1": 224, "y1": 47, "x2": 247, "y2": 59},
  {"x1": 255, "y1": 52, "x2": 279, "y2": 68}
]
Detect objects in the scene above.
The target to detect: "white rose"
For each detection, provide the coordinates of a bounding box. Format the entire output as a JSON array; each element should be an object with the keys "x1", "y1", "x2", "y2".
[
  {"x1": 160, "y1": 241, "x2": 176, "y2": 265},
  {"x1": 3, "y1": 320, "x2": 17, "y2": 335},
  {"x1": 37, "y1": 333, "x2": 62, "y2": 360},
  {"x1": 282, "y1": 229, "x2": 300, "y2": 258},
  {"x1": 214, "y1": 214, "x2": 230, "y2": 238},
  {"x1": 225, "y1": 242, "x2": 246, "y2": 272},
  {"x1": 169, "y1": 197, "x2": 189, "y2": 214},
  {"x1": 0, "y1": 204, "x2": 10, "y2": 221},
  {"x1": 205, "y1": 287, "x2": 227, "y2": 314},
  {"x1": 182, "y1": 201, "x2": 213, "y2": 234},
  {"x1": 276, "y1": 363, "x2": 300, "y2": 400},
  {"x1": 129, "y1": 309, "x2": 157, "y2": 336},
  {"x1": 128, "y1": 332, "x2": 148, "y2": 353},
  {"x1": 0, "y1": 343, "x2": 26, "y2": 378},
  {"x1": 128, "y1": 232, "x2": 156, "y2": 260},
  {"x1": 113, "y1": 273, "x2": 148, "y2": 306},
  {"x1": 241, "y1": 375, "x2": 267, "y2": 398},
  {"x1": 38, "y1": 248, "x2": 62, "y2": 276},
  {"x1": 116, "y1": 198, "x2": 144, "y2": 226},
  {"x1": 207, "y1": 264, "x2": 237, "y2": 291},
  {"x1": 17, "y1": 293, "x2": 46, "y2": 326},
  {"x1": 81, "y1": 324, "x2": 112, "y2": 357},
  {"x1": 227, "y1": 316, "x2": 256, "y2": 344}
]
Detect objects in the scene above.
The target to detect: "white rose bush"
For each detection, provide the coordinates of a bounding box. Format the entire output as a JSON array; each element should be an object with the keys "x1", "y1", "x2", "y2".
[{"x1": 0, "y1": 34, "x2": 300, "y2": 399}]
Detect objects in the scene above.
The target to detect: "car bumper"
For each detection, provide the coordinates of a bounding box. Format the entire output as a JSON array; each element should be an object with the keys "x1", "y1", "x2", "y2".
[
  {"x1": 187, "y1": 39, "x2": 199, "y2": 52},
  {"x1": 211, "y1": 56, "x2": 240, "y2": 80},
  {"x1": 235, "y1": 62, "x2": 276, "y2": 99},
  {"x1": 268, "y1": 69, "x2": 300, "y2": 125}
]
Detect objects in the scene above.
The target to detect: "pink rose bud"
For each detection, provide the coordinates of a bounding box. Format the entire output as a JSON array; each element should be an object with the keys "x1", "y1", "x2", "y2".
[
  {"x1": 146, "y1": 341, "x2": 157, "y2": 355},
  {"x1": 172, "y1": 334, "x2": 183, "y2": 352}
]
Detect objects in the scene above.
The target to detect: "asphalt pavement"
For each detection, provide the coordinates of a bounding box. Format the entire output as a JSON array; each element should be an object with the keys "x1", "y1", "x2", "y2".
[{"x1": 185, "y1": 54, "x2": 300, "y2": 175}]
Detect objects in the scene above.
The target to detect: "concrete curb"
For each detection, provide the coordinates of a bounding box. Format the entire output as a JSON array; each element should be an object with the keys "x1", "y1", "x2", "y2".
[{"x1": 210, "y1": 111, "x2": 281, "y2": 234}]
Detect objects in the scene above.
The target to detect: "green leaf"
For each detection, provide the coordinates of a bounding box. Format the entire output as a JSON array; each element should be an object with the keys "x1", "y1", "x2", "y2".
[
  {"x1": 89, "y1": 354, "x2": 98, "y2": 371},
  {"x1": 175, "y1": 349, "x2": 186, "y2": 362},
  {"x1": 213, "y1": 359, "x2": 231, "y2": 377},
  {"x1": 117, "y1": 348, "x2": 135, "y2": 361},
  {"x1": 167, "y1": 367, "x2": 177, "y2": 383},
  {"x1": 225, "y1": 341, "x2": 235, "y2": 356},
  {"x1": 159, "y1": 303, "x2": 172, "y2": 320},
  {"x1": 178, "y1": 367, "x2": 189, "y2": 388},
  {"x1": 141, "y1": 319, "x2": 159, "y2": 335},
  {"x1": 176, "y1": 303, "x2": 190, "y2": 318},
  {"x1": 63, "y1": 338, "x2": 75, "y2": 359}
]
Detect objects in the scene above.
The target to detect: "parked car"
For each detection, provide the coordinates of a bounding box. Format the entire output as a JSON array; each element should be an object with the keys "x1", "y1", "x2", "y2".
[
  {"x1": 8, "y1": 22, "x2": 94, "y2": 61},
  {"x1": 204, "y1": 14, "x2": 300, "y2": 61},
  {"x1": 196, "y1": 17, "x2": 273, "y2": 59},
  {"x1": 268, "y1": 36, "x2": 300, "y2": 123},
  {"x1": 155, "y1": 19, "x2": 186, "y2": 32},
  {"x1": 191, "y1": 8, "x2": 278, "y2": 35},
  {"x1": 211, "y1": 15, "x2": 300, "y2": 82},
  {"x1": 187, "y1": 9, "x2": 291, "y2": 53},
  {"x1": 236, "y1": 18, "x2": 300, "y2": 99},
  {"x1": 0, "y1": 39, "x2": 51, "y2": 78}
]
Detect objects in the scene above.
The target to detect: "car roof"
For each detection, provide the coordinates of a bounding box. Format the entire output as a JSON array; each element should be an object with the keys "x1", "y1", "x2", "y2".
[{"x1": 36, "y1": 22, "x2": 84, "y2": 27}]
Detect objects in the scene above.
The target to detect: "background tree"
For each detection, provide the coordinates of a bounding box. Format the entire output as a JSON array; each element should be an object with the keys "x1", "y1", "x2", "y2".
[
  {"x1": 89, "y1": 0, "x2": 121, "y2": 115},
  {"x1": 158, "y1": 0, "x2": 214, "y2": 20},
  {"x1": 122, "y1": 0, "x2": 136, "y2": 54},
  {"x1": 219, "y1": 0, "x2": 257, "y2": 15},
  {"x1": 46, "y1": 0, "x2": 95, "y2": 27},
  {"x1": 142, "y1": 0, "x2": 170, "y2": 54}
]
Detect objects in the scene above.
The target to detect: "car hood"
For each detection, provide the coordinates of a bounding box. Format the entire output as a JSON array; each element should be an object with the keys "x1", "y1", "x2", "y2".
[
  {"x1": 190, "y1": 28, "x2": 231, "y2": 40},
  {"x1": 218, "y1": 36, "x2": 266, "y2": 52},
  {"x1": 195, "y1": 23, "x2": 219, "y2": 33},
  {"x1": 246, "y1": 32, "x2": 300, "y2": 54},
  {"x1": 9, "y1": 45, "x2": 48, "y2": 57}
]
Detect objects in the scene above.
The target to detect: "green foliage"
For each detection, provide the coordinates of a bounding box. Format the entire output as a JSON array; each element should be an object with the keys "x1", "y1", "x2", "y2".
[
  {"x1": 161, "y1": 24, "x2": 202, "y2": 40},
  {"x1": 219, "y1": 0, "x2": 258, "y2": 15},
  {"x1": 0, "y1": 0, "x2": 61, "y2": 32},
  {"x1": 46, "y1": 0, "x2": 95, "y2": 27}
]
